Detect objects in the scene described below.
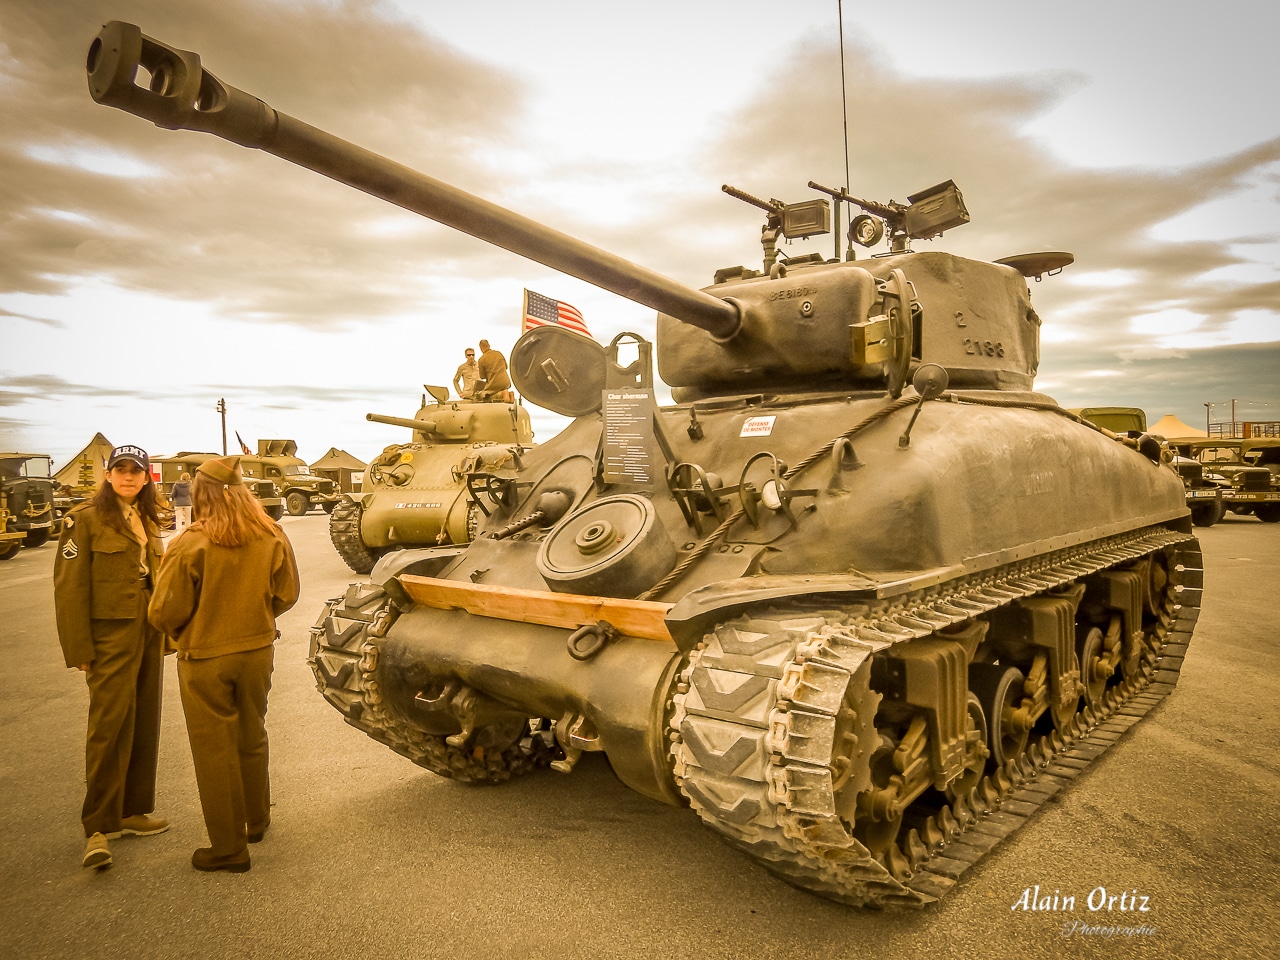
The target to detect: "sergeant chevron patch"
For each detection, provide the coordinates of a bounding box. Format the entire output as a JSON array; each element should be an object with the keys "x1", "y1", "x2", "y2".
[{"x1": 61, "y1": 539, "x2": 78, "y2": 559}]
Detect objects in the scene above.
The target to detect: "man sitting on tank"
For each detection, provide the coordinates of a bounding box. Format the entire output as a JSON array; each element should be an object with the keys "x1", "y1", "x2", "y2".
[{"x1": 475, "y1": 339, "x2": 512, "y2": 402}]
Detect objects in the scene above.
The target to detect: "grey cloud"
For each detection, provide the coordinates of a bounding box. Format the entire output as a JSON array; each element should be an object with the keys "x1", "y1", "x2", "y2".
[
  {"x1": 2, "y1": 0, "x2": 531, "y2": 326},
  {"x1": 0, "y1": 307, "x2": 64, "y2": 328},
  {"x1": 2, "y1": 2, "x2": 1276, "y2": 434},
  {"x1": 1037, "y1": 341, "x2": 1280, "y2": 426},
  {"x1": 0, "y1": 373, "x2": 150, "y2": 405},
  {"x1": 0, "y1": 371, "x2": 404, "y2": 410}
]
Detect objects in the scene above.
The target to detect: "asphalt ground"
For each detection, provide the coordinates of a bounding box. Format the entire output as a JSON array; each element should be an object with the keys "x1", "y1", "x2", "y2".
[{"x1": 0, "y1": 512, "x2": 1276, "y2": 960}]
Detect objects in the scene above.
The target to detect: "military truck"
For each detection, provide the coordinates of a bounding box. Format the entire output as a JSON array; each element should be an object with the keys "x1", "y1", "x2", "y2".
[
  {"x1": 153, "y1": 452, "x2": 287, "y2": 520},
  {"x1": 246, "y1": 440, "x2": 341, "y2": 516},
  {"x1": 331, "y1": 386, "x2": 534, "y2": 574},
  {"x1": 1169, "y1": 438, "x2": 1280, "y2": 523},
  {"x1": 0, "y1": 453, "x2": 57, "y2": 549}
]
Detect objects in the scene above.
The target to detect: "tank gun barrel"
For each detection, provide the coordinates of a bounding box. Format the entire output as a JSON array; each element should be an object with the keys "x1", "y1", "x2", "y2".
[
  {"x1": 85, "y1": 22, "x2": 742, "y2": 340},
  {"x1": 367, "y1": 413, "x2": 436, "y2": 434}
]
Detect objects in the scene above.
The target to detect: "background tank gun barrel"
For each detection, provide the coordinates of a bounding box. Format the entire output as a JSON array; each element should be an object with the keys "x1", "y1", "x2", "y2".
[
  {"x1": 367, "y1": 413, "x2": 437, "y2": 434},
  {"x1": 86, "y1": 22, "x2": 742, "y2": 340}
]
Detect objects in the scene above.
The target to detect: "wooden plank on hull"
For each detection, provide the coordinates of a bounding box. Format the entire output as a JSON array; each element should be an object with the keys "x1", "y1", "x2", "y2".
[{"x1": 398, "y1": 574, "x2": 676, "y2": 642}]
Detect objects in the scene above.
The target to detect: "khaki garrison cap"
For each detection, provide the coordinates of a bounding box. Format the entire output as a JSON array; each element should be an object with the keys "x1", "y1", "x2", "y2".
[{"x1": 197, "y1": 456, "x2": 243, "y2": 485}]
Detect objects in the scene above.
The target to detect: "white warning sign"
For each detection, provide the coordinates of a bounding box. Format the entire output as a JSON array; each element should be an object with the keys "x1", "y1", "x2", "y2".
[{"x1": 739, "y1": 416, "x2": 777, "y2": 438}]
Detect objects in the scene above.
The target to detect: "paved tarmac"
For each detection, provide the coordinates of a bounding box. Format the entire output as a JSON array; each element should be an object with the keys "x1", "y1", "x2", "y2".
[{"x1": 0, "y1": 512, "x2": 1276, "y2": 960}]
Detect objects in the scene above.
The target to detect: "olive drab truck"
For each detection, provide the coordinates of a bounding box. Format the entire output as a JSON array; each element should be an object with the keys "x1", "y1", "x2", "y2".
[
  {"x1": 241, "y1": 440, "x2": 340, "y2": 517},
  {"x1": 330, "y1": 386, "x2": 534, "y2": 574},
  {"x1": 88, "y1": 22, "x2": 1203, "y2": 908},
  {"x1": 1169, "y1": 438, "x2": 1280, "y2": 523},
  {"x1": 0, "y1": 453, "x2": 57, "y2": 553}
]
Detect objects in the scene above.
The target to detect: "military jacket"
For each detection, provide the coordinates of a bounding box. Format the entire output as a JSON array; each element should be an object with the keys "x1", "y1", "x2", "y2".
[
  {"x1": 53, "y1": 501, "x2": 164, "y2": 668},
  {"x1": 148, "y1": 523, "x2": 299, "y2": 660}
]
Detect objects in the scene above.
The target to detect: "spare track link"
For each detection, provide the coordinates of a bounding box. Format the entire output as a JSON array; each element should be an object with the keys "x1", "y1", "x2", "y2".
[
  {"x1": 670, "y1": 526, "x2": 1202, "y2": 908},
  {"x1": 328, "y1": 497, "x2": 379, "y2": 575},
  {"x1": 308, "y1": 583, "x2": 553, "y2": 783}
]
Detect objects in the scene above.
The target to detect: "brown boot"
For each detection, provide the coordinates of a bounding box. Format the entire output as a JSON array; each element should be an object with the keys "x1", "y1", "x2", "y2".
[
  {"x1": 108, "y1": 813, "x2": 170, "y2": 839},
  {"x1": 82, "y1": 833, "x2": 112, "y2": 869},
  {"x1": 191, "y1": 847, "x2": 251, "y2": 873}
]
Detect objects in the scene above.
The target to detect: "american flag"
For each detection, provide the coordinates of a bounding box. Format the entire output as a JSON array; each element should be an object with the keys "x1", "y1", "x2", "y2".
[{"x1": 522, "y1": 289, "x2": 591, "y2": 338}]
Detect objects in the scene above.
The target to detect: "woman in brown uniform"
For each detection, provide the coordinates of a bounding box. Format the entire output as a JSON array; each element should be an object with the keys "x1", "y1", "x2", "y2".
[
  {"x1": 149, "y1": 457, "x2": 299, "y2": 873},
  {"x1": 54, "y1": 444, "x2": 169, "y2": 870}
]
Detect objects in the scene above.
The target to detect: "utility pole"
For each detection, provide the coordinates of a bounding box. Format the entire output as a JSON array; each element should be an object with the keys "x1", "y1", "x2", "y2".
[
  {"x1": 1204, "y1": 402, "x2": 1211, "y2": 436},
  {"x1": 216, "y1": 398, "x2": 227, "y2": 455},
  {"x1": 1231, "y1": 398, "x2": 1237, "y2": 437}
]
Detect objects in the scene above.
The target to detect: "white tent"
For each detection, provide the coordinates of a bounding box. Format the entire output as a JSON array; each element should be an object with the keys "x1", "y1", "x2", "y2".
[
  {"x1": 1150, "y1": 414, "x2": 1206, "y2": 439},
  {"x1": 53, "y1": 431, "x2": 114, "y2": 490}
]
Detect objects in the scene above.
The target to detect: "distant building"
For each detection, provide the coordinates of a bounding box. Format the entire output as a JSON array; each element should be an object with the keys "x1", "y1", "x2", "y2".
[{"x1": 310, "y1": 447, "x2": 367, "y2": 493}]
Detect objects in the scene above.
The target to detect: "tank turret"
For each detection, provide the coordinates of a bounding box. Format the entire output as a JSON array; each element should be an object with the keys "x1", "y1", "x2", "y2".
[
  {"x1": 330, "y1": 391, "x2": 533, "y2": 573},
  {"x1": 88, "y1": 22, "x2": 1203, "y2": 910}
]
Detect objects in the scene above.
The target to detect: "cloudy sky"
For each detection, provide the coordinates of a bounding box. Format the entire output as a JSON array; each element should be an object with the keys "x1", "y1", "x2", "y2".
[{"x1": 3, "y1": 0, "x2": 1278, "y2": 472}]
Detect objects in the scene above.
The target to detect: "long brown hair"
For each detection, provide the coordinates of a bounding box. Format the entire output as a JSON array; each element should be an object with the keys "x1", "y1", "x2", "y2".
[
  {"x1": 190, "y1": 472, "x2": 279, "y2": 547},
  {"x1": 90, "y1": 472, "x2": 161, "y2": 534}
]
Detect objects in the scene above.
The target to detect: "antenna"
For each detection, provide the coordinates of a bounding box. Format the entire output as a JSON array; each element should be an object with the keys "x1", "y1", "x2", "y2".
[{"x1": 838, "y1": 0, "x2": 852, "y2": 261}]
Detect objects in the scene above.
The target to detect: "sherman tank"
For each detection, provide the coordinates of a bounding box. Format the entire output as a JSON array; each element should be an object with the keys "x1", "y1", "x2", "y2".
[
  {"x1": 87, "y1": 21, "x2": 1203, "y2": 908},
  {"x1": 331, "y1": 386, "x2": 535, "y2": 573}
]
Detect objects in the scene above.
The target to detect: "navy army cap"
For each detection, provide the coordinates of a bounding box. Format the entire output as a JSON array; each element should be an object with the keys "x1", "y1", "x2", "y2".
[{"x1": 107, "y1": 444, "x2": 149, "y2": 471}]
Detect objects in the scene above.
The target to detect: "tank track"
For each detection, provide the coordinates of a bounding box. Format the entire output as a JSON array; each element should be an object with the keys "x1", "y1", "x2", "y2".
[
  {"x1": 670, "y1": 526, "x2": 1202, "y2": 908},
  {"x1": 328, "y1": 497, "x2": 379, "y2": 575},
  {"x1": 308, "y1": 583, "x2": 555, "y2": 783}
]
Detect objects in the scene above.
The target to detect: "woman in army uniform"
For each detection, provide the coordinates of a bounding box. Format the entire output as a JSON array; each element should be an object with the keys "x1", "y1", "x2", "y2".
[
  {"x1": 53, "y1": 444, "x2": 170, "y2": 870},
  {"x1": 149, "y1": 457, "x2": 299, "y2": 873}
]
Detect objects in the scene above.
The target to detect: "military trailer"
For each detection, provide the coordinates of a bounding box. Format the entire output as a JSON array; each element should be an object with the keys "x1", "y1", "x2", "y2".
[
  {"x1": 89, "y1": 22, "x2": 1203, "y2": 909},
  {"x1": 331, "y1": 386, "x2": 534, "y2": 574},
  {"x1": 1170, "y1": 438, "x2": 1280, "y2": 523},
  {"x1": 0, "y1": 453, "x2": 57, "y2": 549},
  {"x1": 153, "y1": 452, "x2": 286, "y2": 520}
]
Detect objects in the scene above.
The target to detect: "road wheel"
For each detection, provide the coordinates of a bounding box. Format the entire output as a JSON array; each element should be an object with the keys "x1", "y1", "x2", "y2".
[
  {"x1": 969, "y1": 663, "x2": 1029, "y2": 768},
  {"x1": 0, "y1": 542, "x2": 19, "y2": 561},
  {"x1": 23, "y1": 529, "x2": 50, "y2": 548},
  {"x1": 285, "y1": 491, "x2": 309, "y2": 516},
  {"x1": 265, "y1": 504, "x2": 285, "y2": 521}
]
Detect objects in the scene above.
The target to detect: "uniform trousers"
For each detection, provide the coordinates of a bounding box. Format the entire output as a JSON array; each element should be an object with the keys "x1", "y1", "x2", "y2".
[
  {"x1": 82, "y1": 591, "x2": 163, "y2": 837},
  {"x1": 177, "y1": 644, "x2": 274, "y2": 856}
]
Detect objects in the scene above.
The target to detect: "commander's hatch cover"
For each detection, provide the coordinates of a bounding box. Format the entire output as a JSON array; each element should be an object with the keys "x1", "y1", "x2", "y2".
[{"x1": 511, "y1": 325, "x2": 607, "y2": 418}]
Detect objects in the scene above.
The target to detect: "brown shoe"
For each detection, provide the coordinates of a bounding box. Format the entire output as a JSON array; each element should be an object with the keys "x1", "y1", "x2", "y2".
[
  {"x1": 191, "y1": 847, "x2": 251, "y2": 873},
  {"x1": 108, "y1": 813, "x2": 170, "y2": 839},
  {"x1": 82, "y1": 833, "x2": 112, "y2": 869}
]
